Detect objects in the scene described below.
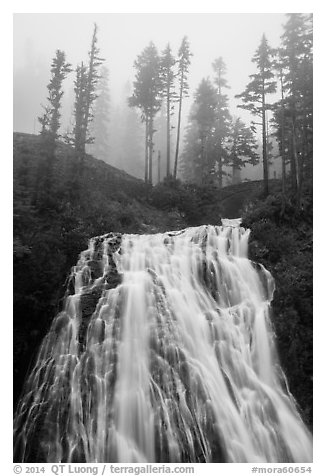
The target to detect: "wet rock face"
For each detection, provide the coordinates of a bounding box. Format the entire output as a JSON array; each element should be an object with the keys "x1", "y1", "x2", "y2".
[
  {"x1": 78, "y1": 233, "x2": 123, "y2": 350},
  {"x1": 79, "y1": 288, "x2": 104, "y2": 349},
  {"x1": 14, "y1": 232, "x2": 125, "y2": 463}
]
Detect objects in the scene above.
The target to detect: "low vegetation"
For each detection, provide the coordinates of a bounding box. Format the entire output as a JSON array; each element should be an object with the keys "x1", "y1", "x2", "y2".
[{"x1": 243, "y1": 184, "x2": 313, "y2": 428}]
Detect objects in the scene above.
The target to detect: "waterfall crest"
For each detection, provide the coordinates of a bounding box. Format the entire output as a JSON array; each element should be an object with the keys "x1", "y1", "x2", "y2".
[{"x1": 14, "y1": 221, "x2": 312, "y2": 463}]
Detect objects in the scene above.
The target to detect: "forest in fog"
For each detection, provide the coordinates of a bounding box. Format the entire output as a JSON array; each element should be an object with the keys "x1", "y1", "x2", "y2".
[
  {"x1": 14, "y1": 13, "x2": 312, "y2": 192},
  {"x1": 13, "y1": 12, "x2": 313, "y2": 465}
]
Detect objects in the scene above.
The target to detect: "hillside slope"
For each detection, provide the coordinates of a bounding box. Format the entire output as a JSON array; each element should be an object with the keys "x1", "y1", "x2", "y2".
[{"x1": 13, "y1": 133, "x2": 186, "y2": 404}]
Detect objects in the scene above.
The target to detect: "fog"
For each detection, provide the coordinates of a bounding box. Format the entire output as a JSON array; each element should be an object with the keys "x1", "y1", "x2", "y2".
[{"x1": 13, "y1": 13, "x2": 286, "y2": 180}]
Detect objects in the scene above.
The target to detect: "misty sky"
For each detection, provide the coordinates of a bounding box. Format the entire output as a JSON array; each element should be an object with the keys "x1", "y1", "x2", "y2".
[{"x1": 13, "y1": 13, "x2": 287, "y2": 134}]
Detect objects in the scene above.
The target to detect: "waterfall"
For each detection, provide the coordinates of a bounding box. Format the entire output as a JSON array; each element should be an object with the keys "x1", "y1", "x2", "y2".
[{"x1": 13, "y1": 220, "x2": 312, "y2": 463}]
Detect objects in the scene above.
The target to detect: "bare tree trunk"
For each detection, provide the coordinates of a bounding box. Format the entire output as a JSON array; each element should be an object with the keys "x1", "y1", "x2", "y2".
[
  {"x1": 231, "y1": 143, "x2": 237, "y2": 185},
  {"x1": 262, "y1": 95, "x2": 269, "y2": 196},
  {"x1": 173, "y1": 72, "x2": 184, "y2": 180},
  {"x1": 232, "y1": 148, "x2": 241, "y2": 185},
  {"x1": 82, "y1": 26, "x2": 98, "y2": 155},
  {"x1": 301, "y1": 115, "x2": 309, "y2": 184},
  {"x1": 200, "y1": 134, "x2": 205, "y2": 185},
  {"x1": 218, "y1": 141, "x2": 223, "y2": 188},
  {"x1": 145, "y1": 117, "x2": 149, "y2": 184},
  {"x1": 157, "y1": 150, "x2": 161, "y2": 183},
  {"x1": 232, "y1": 162, "x2": 236, "y2": 184},
  {"x1": 281, "y1": 119, "x2": 286, "y2": 192},
  {"x1": 292, "y1": 118, "x2": 300, "y2": 204},
  {"x1": 280, "y1": 74, "x2": 286, "y2": 197},
  {"x1": 166, "y1": 86, "x2": 171, "y2": 178},
  {"x1": 149, "y1": 115, "x2": 153, "y2": 185},
  {"x1": 203, "y1": 136, "x2": 209, "y2": 185}
]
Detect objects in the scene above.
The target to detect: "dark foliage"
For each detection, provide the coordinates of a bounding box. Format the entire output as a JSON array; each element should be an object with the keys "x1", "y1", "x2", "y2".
[
  {"x1": 242, "y1": 183, "x2": 313, "y2": 428},
  {"x1": 148, "y1": 178, "x2": 224, "y2": 226}
]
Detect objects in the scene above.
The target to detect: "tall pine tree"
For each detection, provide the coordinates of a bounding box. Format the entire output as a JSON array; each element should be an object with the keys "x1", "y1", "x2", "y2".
[
  {"x1": 178, "y1": 106, "x2": 201, "y2": 183},
  {"x1": 81, "y1": 23, "x2": 104, "y2": 153},
  {"x1": 38, "y1": 49, "x2": 72, "y2": 191},
  {"x1": 160, "y1": 44, "x2": 176, "y2": 178},
  {"x1": 279, "y1": 13, "x2": 313, "y2": 200},
  {"x1": 88, "y1": 65, "x2": 110, "y2": 162},
  {"x1": 65, "y1": 24, "x2": 104, "y2": 175},
  {"x1": 273, "y1": 54, "x2": 288, "y2": 196},
  {"x1": 212, "y1": 57, "x2": 231, "y2": 187},
  {"x1": 236, "y1": 34, "x2": 276, "y2": 196},
  {"x1": 39, "y1": 50, "x2": 72, "y2": 142},
  {"x1": 191, "y1": 78, "x2": 217, "y2": 184},
  {"x1": 129, "y1": 42, "x2": 162, "y2": 185},
  {"x1": 174, "y1": 36, "x2": 192, "y2": 179},
  {"x1": 71, "y1": 62, "x2": 88, "y2": 158}
]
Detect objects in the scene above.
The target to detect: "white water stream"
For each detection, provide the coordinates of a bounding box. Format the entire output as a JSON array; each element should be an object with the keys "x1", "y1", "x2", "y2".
[{"x1": 14, "y1": 220, "x2": 312, "y2": 463}]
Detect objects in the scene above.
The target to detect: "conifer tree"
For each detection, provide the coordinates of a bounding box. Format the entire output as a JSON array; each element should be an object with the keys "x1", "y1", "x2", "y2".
[
  {"x1": 178, "y1": 106, "x2": 201, "y2": 183},
  {"x1": 160, "y1": 43, "x2": 176, "y2": 178},
  {"x1": 212, "y1": 57, "x2": 231, "y2": 187},
  {"x1": 38, "y1": 50, "x2": 72, "y2": 145},
  {"x1": 191, "y1": 78, "x2": 217, "y2": 183},
  {"x1": 272, "y1": 55, "x2": 287, "y2": 196},
  {"x1": 81, "y1": 23, "x2": 104, "y2": 152},
  {"x1": 88, "y1": 65, "x2": 110, "y2": 161},
  {"x1": 65, "y1": 24, "x2": 104, "y2": 172},
  {"x1": 174, "y1": 36, "x2": 192, "y2": 179},
  {"x1": 37, "y1": 49, "x2": 72, "y2": 191},
  {"x1": 155, "y1": 105, "x2": 168, "y2": 182},
  {"x1": 72, "y1": 62, "x2": 88, "y2": 158},
  {"x1": 227, "y1": 117, "x2": 259, "y2": 184},
  {"x1": 129, "y1": 42, "x2": 162, "y2": 184},
  {"x1": 279, "y1": 13, "x2": 313, "y2": 199},
  {"x1": 236, "y1": 34, "x2": 276, "y2": 196}
]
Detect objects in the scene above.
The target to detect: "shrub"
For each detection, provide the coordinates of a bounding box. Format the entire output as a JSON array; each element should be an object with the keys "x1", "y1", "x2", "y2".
[{"x1": 243, "y1": 189, "x2": 313, "y2": 428}]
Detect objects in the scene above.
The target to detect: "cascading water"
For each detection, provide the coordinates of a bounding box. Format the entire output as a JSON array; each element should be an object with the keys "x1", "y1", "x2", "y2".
[{"x1": 14, "y1": 220, "x2": 312, "y2": 463}]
